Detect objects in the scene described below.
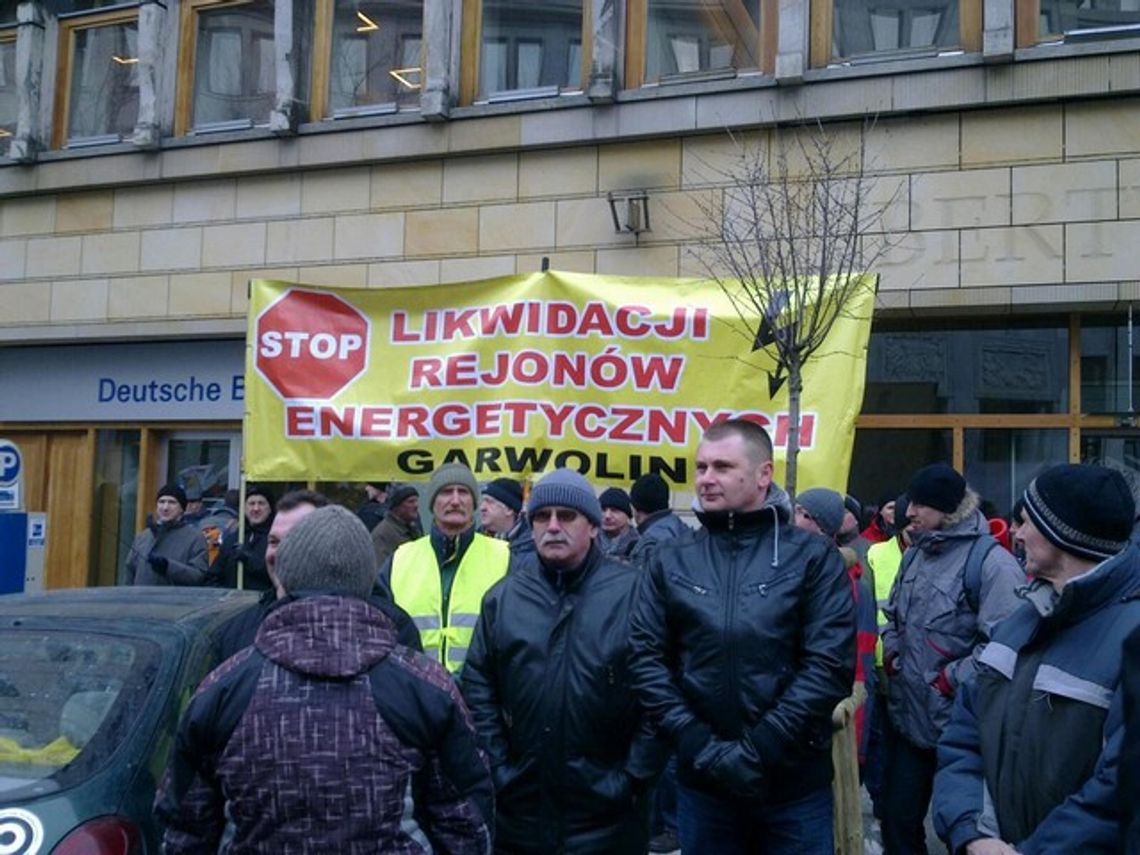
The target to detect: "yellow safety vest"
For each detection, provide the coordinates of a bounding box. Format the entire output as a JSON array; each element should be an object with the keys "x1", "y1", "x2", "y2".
[
  {"x1": 390, "y1": 533, "x2": 510, "y2": 674},
  {"x1": 866, "y1": 537, "x2": 904, "y2": 667}
]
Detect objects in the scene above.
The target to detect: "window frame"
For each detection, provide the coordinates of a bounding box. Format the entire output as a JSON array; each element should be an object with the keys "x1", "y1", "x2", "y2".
[
  {"x1": 309, "y1": 0, "x2": 426, "y2": 121},
  {"x1": 51, "y1": 6, "x2": 141, "y2": 149},
  {"x1": 0, "y1": 28, "x2": 17, "y2": 143},
  {"x1": 809, "y1": 0, "x2": 981, "y2": 67},
  {"x1": 625, "y1": 0, "x2": 776, "y2": 89},
  {"x1": 1014, "y1": 0, "x2": 1140, "y2": 48},
  {"x1": 459, "y1": 0, "x2": 592, "y2": 105},
  {"x1": 175, "y1": 0, "x2": 278, "y2": 136}
]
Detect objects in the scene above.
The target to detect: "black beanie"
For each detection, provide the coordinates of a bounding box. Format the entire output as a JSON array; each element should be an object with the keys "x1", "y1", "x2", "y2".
[
  {"x1": 907, "y1": 463, "x2": 966, "y2": 513},
  {"x1": 245, "y1": 484, "x2": 277, "y2": 512},
  {"x1": 483, "y1": 478, "x2": 523, "y2": 513},
  {"x1": 157, "y1": 484, "x2": 187, "y2": 510},
  {"x1": 630, "y1": 473, "x2": 669, "y2": 514},
  {"x1": 599, "y1": 487, "x2": 632, "y2": 516},
  {"x1": 1023, "y1": 464, "x2": 1134, "y2": 562},
  {"x1": 895, "y1": 493, "x2": 910, "y2": 528}
]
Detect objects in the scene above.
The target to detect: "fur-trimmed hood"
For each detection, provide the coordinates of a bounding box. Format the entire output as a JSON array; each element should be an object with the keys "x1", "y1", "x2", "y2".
[{"x1": 939, "y1": 487, "x2": 981, "y2": 531}]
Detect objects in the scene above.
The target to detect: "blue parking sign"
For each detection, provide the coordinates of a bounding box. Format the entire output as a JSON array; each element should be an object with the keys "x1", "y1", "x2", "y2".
[{"x1": 0, "y1": 440, "x2": 20, "y2": 486}]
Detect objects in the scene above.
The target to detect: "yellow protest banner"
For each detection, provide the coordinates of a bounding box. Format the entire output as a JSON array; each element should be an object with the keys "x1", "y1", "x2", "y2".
[{"x1": 243, "y1": 271, "x2": 874, "y2": 489}]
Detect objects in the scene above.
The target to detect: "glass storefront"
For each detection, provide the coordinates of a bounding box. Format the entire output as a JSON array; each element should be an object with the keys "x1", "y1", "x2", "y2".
[
  {"x1": 92, "y1": 430, "x2": 140, "y2": 587},
  {"x1": 848, "y1": 428, "x2": 952, "y2": 510},
  {"x1": 963, "y1": 429, "x2": 1069, "y2": 518}
]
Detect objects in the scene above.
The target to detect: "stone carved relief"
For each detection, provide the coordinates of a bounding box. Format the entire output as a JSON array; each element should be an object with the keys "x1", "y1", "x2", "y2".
[
  {"x1": 977, "y1": 344, "x2": 1051, "y2": 400},
  {"x1": 877, "y1": 335, "x2": 948, "y2": 386}
]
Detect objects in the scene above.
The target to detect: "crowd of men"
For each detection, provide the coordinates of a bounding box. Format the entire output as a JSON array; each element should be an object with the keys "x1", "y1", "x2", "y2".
[{"x1": 132, "y1": 418, "x2": 1140, "y2": 854}]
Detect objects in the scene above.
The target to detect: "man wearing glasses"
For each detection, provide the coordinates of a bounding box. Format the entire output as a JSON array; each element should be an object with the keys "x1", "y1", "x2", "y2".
[{"x1": 462, "y1": 468, "x2": 663, "y2": 854}]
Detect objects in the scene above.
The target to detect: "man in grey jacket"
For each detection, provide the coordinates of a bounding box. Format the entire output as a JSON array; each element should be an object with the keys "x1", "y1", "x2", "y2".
[
  {"x1": 124, "y1": 484, "x2": 210, "y2": 586},
  {"x1": 880, "y1": 463, "x2": 1024, "y2": 854}
]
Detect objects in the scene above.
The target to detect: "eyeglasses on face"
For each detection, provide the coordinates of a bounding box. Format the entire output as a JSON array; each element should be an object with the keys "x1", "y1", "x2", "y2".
[{"x1": 531, "y1": 508, "x2": 581, "y2": 524}]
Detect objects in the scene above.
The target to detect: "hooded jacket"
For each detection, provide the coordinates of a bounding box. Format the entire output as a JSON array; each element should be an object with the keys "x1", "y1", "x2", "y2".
[
  {"x1": 934, "y1": 546, "x2": 1140, "y2": 854},
  {"x1": 461, "y1": 544, "x2": 663, "y2": 854},
  {"x1": 124, "y1": 517, "x2": 209, "y2": 586},
  {"x1": 882, "y1": 489, "x2": 1025, "y2": 749},
  {"x1": 629, "y1": 484, "x2": 855, "y2": 804},
  {"x1": 157, "y1": 595, "x2": 493, "y2": 854}
]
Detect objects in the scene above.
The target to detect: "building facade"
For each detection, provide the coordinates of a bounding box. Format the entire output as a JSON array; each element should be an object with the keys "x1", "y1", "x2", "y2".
[{"x1": 1, "y1": 0, "x2": 1139, "y2": 586}]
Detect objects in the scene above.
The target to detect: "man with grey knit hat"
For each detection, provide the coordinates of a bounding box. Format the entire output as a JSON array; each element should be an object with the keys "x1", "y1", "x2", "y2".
[
  {"x1": 463, "y1": 468, "x2": 663, "y2": 854},
  {"x1": 935, "y1": 463, "x2": 1140, "y2": 854},
  {"x1": 880, "y1": 463, "x2": 1025, "y2": 854},
  {"x1": 379, "y1": 462, "x2": 509, "y2": 675},
  {"x1": 158, "y1": 506, "x2": 494, "y2": 853}
]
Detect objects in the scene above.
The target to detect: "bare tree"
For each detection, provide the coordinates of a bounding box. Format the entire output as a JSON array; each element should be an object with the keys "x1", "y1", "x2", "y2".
[{"x1": 688, "y1": 121, "x2": 897, "y2": 499}]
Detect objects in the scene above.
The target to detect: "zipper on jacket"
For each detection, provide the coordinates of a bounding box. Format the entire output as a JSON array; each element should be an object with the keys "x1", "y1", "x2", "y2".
[{"x1": 723, "y1": 530, "x2": 740, "y2": 730}]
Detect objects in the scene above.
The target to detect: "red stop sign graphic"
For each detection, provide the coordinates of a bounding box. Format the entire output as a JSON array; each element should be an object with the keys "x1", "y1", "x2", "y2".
[{"x1": 254, "y1": 289, "x2": 370, "y2": 400}]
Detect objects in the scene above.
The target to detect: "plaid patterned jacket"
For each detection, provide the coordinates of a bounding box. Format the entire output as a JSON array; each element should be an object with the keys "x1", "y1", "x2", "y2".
[{"x1": 156, "y1": 594, "x2": 493, "y2": 854}]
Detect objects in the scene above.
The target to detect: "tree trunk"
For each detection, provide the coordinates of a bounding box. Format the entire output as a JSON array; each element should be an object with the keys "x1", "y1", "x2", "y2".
[{"x1": 785, "y1": 358, "x2": 803, "y2": 502}]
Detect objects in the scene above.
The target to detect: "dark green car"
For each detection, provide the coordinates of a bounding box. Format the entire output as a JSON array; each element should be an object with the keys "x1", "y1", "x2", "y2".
[{"x1": 0, "y1": 587, "x2": 256, "y2": 854}]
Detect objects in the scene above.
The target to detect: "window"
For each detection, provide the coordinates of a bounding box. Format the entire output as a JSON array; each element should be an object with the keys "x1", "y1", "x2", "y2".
[
  {"x1": 0, "y1": 30, "x2": 16, "y2": 146},
  {"x1": 1020, "y1": 0, "x2": 1140, "y2": 46},
  {"x1": 964, "y1": 429, "x2": 1068, "y2": 517},
  {"x1": 176, "y1": 0, "x2": 277, "y2": 134},
  {"x1": 461, "y1": 0, "x2": 587, "y2": 103},
  {"x1": 627, "y1": 0, "x2": 774, "y2": 87},
  {"x1": 313, "y1": 0, "x2": 423, "y2": 119},
  {"x1": 849, "y1": 428, "x2": 952, "y2": 508},
  {"x1": 1080, "y1": 315, "x2": 1140, "y2": 415},
  {"x1": 52, "y1": 8, "x2": 140, "y2": 148},
  {"x1": 810, "y1": 0, "x2": 980, "y2": 65}
]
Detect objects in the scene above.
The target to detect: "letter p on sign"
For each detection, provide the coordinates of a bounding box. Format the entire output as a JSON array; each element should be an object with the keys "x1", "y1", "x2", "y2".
[
  {"x1": 254, "y1": 289, "x2": 371, "y2": 400},
  {"x1": 0, "y1": 441, "x2": 21, "y2": 486}
]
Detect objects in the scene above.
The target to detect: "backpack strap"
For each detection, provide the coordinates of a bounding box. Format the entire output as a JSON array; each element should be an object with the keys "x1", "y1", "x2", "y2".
[{"x1": 962, "y1": 534, "x2": 999, "y2": 612}]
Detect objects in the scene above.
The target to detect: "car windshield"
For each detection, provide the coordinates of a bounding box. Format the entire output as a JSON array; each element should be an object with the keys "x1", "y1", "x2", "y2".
[{"x1": 0, "y1": 630, "x2": 161, "y2": 796}]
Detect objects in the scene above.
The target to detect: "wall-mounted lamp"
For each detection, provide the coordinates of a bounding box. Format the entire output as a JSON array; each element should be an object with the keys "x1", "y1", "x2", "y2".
[{"x1": 607, "y1": 190, "x2": 651, "y2": 234}]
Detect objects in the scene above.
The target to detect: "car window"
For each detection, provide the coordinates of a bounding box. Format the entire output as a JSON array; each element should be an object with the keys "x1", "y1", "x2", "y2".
[{"x1": 0, "y1": 630, "x2": 162, "y2": 795}]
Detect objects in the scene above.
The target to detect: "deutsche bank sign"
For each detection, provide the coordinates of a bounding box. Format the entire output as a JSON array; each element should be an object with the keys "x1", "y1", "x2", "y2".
[{"x1": 0, "y1": 340, "x2": 246, "y2": 422}]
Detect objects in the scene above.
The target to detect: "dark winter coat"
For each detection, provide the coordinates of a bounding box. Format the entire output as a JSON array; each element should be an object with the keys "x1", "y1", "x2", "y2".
[
  {"x1": 212, "y1": 587, "x2": 424, "y2": 663},
  {"x1": 124, "y1": 518, "x2": 209, "y2": 586},
  {"x1": 628, "y1": 510, "x2": 691, "y2": 569},
  {"x1": 629, "y1": 485, "x2": 855, "y2": 805},
  {"x1": 1123, "y1": 624, "x2": 1140, "y2": 854},
  {"x1": 357, "y1": 498, "x2": 387, "y2": 532},
  {"x1": 372, "y1": 509, "x2": 422, "y2": 569},
  {"x1": 934, "y1": 546, "x2": 1140, "y2": 854},
  {"x1": 157, "y1": 595, "x2": 493, "y2": 854},
  {"x1": 218, "y1": 516, "x2": 273, "y2": 590},
  {"x1": 461, "y1": 544, "x2": 664, "y2": 854}
]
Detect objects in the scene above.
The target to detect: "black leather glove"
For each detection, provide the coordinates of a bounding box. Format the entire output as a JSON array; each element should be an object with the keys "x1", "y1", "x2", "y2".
[
  {"x1": 693, "y1": 734, "x2": 767, "y2": 799},
  {"x1": 147, "y1": 553, "x2": 169, "y2": 574}
]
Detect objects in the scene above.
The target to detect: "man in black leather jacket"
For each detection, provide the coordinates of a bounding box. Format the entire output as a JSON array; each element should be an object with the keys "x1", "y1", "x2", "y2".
[
  {"x1": 462, "y1": 468, "x2": 664, "y2": 854},
  {"x1": 630, "y1": 419, "x2": 855, "y2": 853}
]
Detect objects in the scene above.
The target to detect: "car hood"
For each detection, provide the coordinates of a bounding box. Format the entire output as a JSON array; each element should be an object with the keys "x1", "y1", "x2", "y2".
[{"x1": 254, "y1": 595, "x2": 397, "y2": 678}]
